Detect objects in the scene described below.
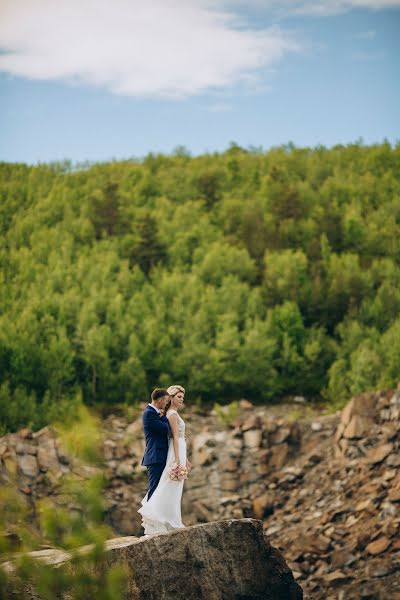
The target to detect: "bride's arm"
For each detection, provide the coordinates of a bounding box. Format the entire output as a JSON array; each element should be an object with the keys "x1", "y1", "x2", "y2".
[{"x1": 167, "y1": 413, "x2": 180, "y2": 465}]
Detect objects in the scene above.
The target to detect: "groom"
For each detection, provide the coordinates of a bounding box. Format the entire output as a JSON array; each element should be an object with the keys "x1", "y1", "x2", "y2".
[{"x1": 141, "y1": 388, "x2": 170, "y2": 500}]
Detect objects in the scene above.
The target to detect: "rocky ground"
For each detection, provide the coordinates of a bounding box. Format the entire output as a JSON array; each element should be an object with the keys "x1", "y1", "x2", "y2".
[
  {"x1": 253, "y1": 391, "x2": 400, "y2": 600},
  {"x1": 1, "y1": 386, "x2": 399, "y2": 599}
]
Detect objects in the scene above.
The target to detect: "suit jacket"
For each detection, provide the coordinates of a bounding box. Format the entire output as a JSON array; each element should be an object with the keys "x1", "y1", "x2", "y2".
[{"x1": 141, "y1": 406, "x2": 170, "y2": 466}]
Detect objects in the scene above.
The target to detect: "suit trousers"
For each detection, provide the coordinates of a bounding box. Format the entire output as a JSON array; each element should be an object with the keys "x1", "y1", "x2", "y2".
[{"x1": 146, "y1": 463, "x2": 165, "y2": 500}]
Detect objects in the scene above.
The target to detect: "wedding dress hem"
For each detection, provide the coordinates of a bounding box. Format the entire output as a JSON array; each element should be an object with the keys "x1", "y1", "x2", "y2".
[
  {"x1": 139, "y1": 514, "x2": 185, "y2": 535},
  {"x1": 138, "y1": 492, "x2": 185, "y2": 533}
]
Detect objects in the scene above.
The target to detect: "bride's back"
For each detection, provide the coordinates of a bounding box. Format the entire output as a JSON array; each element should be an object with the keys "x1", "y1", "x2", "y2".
[{"x1": 166, "y1": 409, "x2": 185, "y2": 436}]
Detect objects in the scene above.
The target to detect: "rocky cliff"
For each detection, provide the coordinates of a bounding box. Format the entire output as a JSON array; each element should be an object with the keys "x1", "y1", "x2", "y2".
[
  {"x1": 2, "y1": 519, "x2": 303, "y2": 600},
  {"x1": 1, "y1": 386, "x2": 400, "y2": 599}
]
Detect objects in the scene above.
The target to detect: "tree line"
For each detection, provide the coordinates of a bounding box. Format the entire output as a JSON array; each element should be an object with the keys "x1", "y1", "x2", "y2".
[{"x1": 0, "y1": 141, "x2": 399, "y2": 432}]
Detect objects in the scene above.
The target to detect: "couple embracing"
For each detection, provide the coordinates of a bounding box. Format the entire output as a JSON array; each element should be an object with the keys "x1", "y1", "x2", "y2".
[{"x1": 138, "y1": 384, "x2": 190, "y2": 535}]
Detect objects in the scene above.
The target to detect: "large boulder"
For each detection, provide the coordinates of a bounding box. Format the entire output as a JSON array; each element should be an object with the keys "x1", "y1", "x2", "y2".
[{"x1": 2, "y1": 519, "x2": 303, "y2": 600}]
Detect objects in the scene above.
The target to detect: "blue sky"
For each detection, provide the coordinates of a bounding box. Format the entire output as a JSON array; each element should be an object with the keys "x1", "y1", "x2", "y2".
[{"x1": 0, "y1": 0, "x2": 399, "y2": 164}]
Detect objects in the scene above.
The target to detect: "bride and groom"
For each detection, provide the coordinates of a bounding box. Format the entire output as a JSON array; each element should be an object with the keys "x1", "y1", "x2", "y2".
[{"x1": 138, "y1": 384, "x2": 190, "y2": 535}]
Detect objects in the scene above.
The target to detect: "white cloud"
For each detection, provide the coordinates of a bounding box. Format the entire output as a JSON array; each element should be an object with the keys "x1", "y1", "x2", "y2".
[
  {"x1": 288, "y1": 0, "x2": 400, "y2": 16},
  {"x1": 345, "y1": 0, "x2": 400, "y2": 7},
  {"x1": 218, "y1": 0, "x2": 400, "y2": 17},
  {"x1": 0, "y1": 0, "x2": 299, "y2": 99}
]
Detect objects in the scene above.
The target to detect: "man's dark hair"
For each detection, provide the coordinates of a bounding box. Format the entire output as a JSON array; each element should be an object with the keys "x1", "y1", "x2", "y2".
[{"x1": 151, "y1": 388, "x2": 169, "y2": 402}]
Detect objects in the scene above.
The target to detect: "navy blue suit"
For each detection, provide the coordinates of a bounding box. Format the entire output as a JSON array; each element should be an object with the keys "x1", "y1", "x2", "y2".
[{"x1": 141, "y1": 405, "x2": 170, "y2": 500}]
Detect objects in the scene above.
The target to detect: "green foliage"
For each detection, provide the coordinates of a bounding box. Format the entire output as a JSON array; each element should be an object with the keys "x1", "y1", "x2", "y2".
[
  {"x1": 0, "y1": 475, "x2": 127, "y2": 600},
  {"x1": 54, "y1": 403, "x2": 104, "y2": 465},
  {"x1": 192, "y1": 167, "x2": 226, "y2": 208},
  {"x1": 88, "y1": 180, "x2": 130, "y2": 239},
  {"x1": 0, "y1": 142, "x2": 400, "y2": 428},
  {"x1": 213, "y1": 400, "x2": 240, "y2": 425},
  {"x1": 193, "y1": 241, "x2": 256, "y2": 285},
  {"x1": 0, "y1": 382, "x2": 81, "y2": 436},
  {"x1": 264, "y1": 249, "x2": 309, "y2": 306},
  {"x1": 129, "y1": 211, "x2": 167, "y2": 274},
  {"x1": 0, "y1": 406, "x2": 127, "y2": 599}
]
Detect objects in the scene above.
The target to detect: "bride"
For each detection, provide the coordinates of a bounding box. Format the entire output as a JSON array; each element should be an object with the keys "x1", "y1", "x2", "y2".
[{"x1": 138, "y1": 384, "x2": 190, "y2": 535}]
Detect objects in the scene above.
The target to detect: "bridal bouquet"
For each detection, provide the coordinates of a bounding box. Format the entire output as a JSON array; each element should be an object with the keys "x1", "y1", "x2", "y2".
[{"x1": 167, "y1": 462, "x2": 189, "y2": 481}]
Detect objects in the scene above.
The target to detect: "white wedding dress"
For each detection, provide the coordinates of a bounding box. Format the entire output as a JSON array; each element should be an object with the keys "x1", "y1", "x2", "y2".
[{"x1": 138, "y1": 409, "x2": 187, "y2": 535}]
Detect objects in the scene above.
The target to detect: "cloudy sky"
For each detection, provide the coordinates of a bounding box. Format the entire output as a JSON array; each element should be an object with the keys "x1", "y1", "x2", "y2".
[{"x1": 0, "y1": 0, "x2": 399, "y2": 163}]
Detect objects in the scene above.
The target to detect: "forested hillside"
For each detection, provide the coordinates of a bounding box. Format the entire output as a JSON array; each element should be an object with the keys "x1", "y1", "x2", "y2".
[{"x1": 1, "y1": 142, "x2": 399, "y2": 433}]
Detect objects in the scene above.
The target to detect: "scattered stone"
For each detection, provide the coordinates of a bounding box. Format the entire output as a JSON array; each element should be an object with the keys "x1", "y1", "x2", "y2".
[
  {"x1": 370, "y1": 566, "x2": 390, "y2": 577},
  {"x1": 355, "y1": 499, "x2": 375, "y2": 513},
  {"x1": 305, "y1": 451, "x2": 323, "y2": 465},
  {"x1": 343, "y1": 415, "x2": 374, "y2": 439},
  {"x1": 269, "y1": 443, "x2": 289, "y2": 469},
  {"x1": 302, "y1": 534, "x2": 331, "y2": 554},
  {"x1": 103, "y1": 439, "x2": 117, "y2": 460},
  {"x1": 252, "y1": 493, "x2": 274, "y2": 519},
  {"x1": 241, "y1": 414, "x2": 261, "y2": 432},
  {"x1": 386, "y1": 454, "x2": 400, "y2": 467},
  {"x1": 388, "y1": 484, "x2": 400, "y2": 503},
  {"x1": 365, "y1": 443, "x2": 393, "y2": 465},
  {"x1": 37, "y1": 439, "x2": 59, "y2": 472},
  {"x1": 16, "y1": 441, "x2": 37, "y2": 455},
  {"x1": 294, "y1": 396, "x2": 306, "y2": 404},
  {"x1": 18, "y1": 428, "x2": 33, "y2": 439},
  {"x1": 243, "y1": 428, "x2": 262, "y2": 449},
  {"x1": 311, "y1": 422, "x2": 322, "y2": 432},
  {"x1": 365, "y1": 536, "x2": 391, "y2": 555},
  {"x1": 264, "y1": 524, "x2": 282, "y2": 536},
  {"x1": 325, "y1": 570, "x2": 350, "y2": 583},
  {"x1": 115, "y1": 461, "x2": 134, "y2": 478},
  {"x1": 331, "y1": 548, "x2": 357, "y2": 569},
  {"x1": 340, "y1": 394, "x2": 377, "y2": 426},
  {"x1": 191, "y1": 500, "x2": 213, "y2": 523},
  {"x1": 18, "y1": 455, "x2": 39, "y2": 478},
  {"x1": 239, "y1": 399, "x2": 253, "y2": 410},
  {"x1": 271, "y1": 426, "x2": 291, "y2": 444}
]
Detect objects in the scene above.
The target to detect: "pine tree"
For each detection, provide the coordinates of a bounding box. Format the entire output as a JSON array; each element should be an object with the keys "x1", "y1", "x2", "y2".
[{"x1": 131, "y1": 213, "x2": 167, "y2": 275}]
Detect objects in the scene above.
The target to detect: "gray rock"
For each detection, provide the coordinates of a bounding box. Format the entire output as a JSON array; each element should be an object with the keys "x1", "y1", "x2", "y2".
[
  {"x1": 18, "y1": 455, "x2": 38, "y2": 478},
  {"x1": 37, "y1": 439, "x2": 59, "y2": 472},
  {"x1": 2, "y1": 519, "x2": 303, "y2": 600}
]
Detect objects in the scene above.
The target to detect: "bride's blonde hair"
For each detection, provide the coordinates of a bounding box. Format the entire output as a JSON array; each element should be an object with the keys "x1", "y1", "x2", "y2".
[{"x1": 164, "y1": 384, "x2": 185, "y2": 413}]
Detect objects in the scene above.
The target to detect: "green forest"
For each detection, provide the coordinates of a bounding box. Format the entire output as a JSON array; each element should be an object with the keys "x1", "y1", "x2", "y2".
[{"x1": 1, "y1": 142, "x2": 399, "y2": 433}]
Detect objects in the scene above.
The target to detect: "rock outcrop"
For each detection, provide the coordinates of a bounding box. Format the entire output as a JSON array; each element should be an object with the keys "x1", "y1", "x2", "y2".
[{"x1": 2, "y1": 519, "x2": 303, "y2": 600}]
